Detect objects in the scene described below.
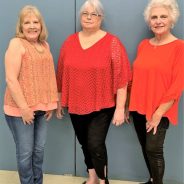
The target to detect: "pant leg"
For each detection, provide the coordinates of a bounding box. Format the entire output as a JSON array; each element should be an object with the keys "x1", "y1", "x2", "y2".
[
  {"x1": 70, "y1": 107, "x2": 115, "y2": 180},
  {"x1": 146, "y1": 117, "x2": 169, "y2": 184},
  {"x1": 5, "y1": 114, "x2": 34, "y2": 184},
  {"x1": 87, "y1": 107, "x2": 115, "y2": 180},
  {"x1": 70, "y1": 113, "x2": 94, "y2": 169},
  {"x1": 131, "y1": 111, "x2": 152, "y2": 178},
  {"x1": 33, "y1": 111, "x2": 47, "y2": 184}
]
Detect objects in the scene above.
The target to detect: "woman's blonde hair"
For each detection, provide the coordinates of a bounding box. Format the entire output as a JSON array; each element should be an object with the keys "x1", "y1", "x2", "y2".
[
  {"x1": 144, "y1": 0, "x2": 180, "y2": 26},
  {"x1": 16, "y1": 5, "x2": 48, "y2": 42}
]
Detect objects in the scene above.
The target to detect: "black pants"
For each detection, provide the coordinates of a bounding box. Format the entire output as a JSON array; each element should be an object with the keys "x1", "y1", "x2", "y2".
[
  {"x1": 70, "y1": 107, "x2": 115, "y2": 180},
  {"x1": 131, "y1": 111, "x2": 169, "y2": 184}
]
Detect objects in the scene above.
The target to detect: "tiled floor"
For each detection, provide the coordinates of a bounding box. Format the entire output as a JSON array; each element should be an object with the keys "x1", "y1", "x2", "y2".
[{"x1": 0, "y1": 170, "x2": 140, "y2": 184}]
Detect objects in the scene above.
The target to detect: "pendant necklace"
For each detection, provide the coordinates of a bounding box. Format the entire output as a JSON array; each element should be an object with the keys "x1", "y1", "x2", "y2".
[{"x1": 32, "y1": 42, "x2": 44, "y2": 53}]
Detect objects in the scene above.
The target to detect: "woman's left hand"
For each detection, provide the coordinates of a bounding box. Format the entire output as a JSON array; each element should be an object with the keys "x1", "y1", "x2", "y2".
[
  {"x1": 44, "y1": 110, "x2": 53, "y2": 121},
  {"x1": 112, "y1": 108, "x2": 125, "y2": 126},
  {"x1": 146, "y1": 112, "x2": 162, "y2": 135}
]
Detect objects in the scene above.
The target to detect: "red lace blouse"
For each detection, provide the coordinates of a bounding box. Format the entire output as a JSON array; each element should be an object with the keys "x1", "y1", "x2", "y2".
[{"x1": 57, "y1": 32, "x2": 131, "y2": 115}]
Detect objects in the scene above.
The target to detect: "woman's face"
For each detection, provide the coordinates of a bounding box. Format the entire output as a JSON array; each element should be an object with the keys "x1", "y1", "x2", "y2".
[
  {"x1": 80, "y1": 5, "x2": 102, "y2": 31},
  {"x1": 149, "y1": 6, "x2": 173, "y2": 36},
  {"x1": 22, "y1": 12, "x2": 41, "y2": 42}
]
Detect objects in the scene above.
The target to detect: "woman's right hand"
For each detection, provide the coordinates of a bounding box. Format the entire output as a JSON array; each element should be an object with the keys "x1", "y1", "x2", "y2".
[
  {"x1": 56, "y1": 106, "x2": 64, "y2": 119},
  {"x1": 112, "y1": 108, "x2": 125, "y2": 126},
  {"x1": 20, "y1": 107, "x2": 35, "y2": 125}
]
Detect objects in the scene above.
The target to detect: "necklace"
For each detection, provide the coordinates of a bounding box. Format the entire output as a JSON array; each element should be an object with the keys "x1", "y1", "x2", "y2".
[
  {"x1": 151, "y1": 38, "x2": 163, "y2": 49},
  {"x1": 31, "y1": 43, "x2": 45, "y2": 53},
  {"x1": 152, "y1": 34, "x2": 176, "y2": 49}
]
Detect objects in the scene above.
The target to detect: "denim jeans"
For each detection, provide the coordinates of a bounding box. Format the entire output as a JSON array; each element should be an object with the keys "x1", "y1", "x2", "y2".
[
  {"x1": 70, "y1": 107, "x2": 115, "y2": 181},
  {"x1": 5, "y1": 111, "x2": 47, "y2": 184}
]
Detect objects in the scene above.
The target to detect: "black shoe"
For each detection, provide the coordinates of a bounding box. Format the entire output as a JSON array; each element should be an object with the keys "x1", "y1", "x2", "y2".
[
  {"x1": 140, "y1": 178, "x2": 153, "y2": 184},
  {"x1": 105, "y1": 178, "x2": 109, "y2": 184},
  {"x1": 82, "y1": 182, "x2": 86, "y2": 184}
]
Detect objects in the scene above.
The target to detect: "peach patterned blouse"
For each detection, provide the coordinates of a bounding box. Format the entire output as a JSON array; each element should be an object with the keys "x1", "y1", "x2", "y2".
[{"x1": 4, "y1": 38, "x2": 58, "y2": 116}]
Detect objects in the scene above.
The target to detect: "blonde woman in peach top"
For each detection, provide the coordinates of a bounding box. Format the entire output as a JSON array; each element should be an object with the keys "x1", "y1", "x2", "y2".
[{"x1": 4, "y1": 5, "x2": 58, "y2": 184}]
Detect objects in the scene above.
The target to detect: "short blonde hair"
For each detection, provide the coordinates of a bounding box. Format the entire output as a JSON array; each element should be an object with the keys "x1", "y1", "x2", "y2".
[
  {"x1": 144, "y1": 0, "x2": 180, "y2": 26},
  {"x1": 16, "y1": 5, "x2": 48, "y2": 42},
  {"x1": 80, "y1": 0, "x2": 104, "y2": 17}
]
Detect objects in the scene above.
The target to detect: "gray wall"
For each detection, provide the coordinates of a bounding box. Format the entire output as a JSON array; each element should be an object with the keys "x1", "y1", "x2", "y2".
[{"x1": 0, "y1": 0, "x2": 183, "y2": 183}]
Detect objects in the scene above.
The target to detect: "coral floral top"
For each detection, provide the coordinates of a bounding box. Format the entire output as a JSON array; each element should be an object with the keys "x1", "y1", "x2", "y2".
[
  {"x1": 57, "y1": 32, "x2": 131, "y2": 115},
  {"x1": 129, "y1": 39, "x2": 184, "y2": 125}
]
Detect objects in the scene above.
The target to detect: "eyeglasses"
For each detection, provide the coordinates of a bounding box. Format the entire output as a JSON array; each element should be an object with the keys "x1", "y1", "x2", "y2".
[{"x1": 81, "y1": 11, "x2": 101, "y2": 18}]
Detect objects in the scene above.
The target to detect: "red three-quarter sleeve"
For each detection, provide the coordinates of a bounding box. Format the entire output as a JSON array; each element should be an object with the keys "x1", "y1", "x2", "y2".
[
  {"x1": 111, "y1": 37, "x2": 132, "y2": 94},
  {"x1": 160, "y1": 44, "x2": 184, "y2": 103}
]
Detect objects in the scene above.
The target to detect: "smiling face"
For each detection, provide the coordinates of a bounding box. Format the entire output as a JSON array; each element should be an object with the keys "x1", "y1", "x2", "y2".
[
  {"x1": 80, "y1": 4, "x2": 102, "y2": 31},
  {"x1": 21, "y1": 12, "x2": 41, "y2": 42},
  {"x1": 149, "y1": 6, "x2": 173, "y2": 36}
]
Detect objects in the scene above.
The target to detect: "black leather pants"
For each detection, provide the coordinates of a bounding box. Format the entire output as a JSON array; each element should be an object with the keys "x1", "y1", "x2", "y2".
[{"x1": 131, "y1": 111, "x2": 169, "y2": 184}]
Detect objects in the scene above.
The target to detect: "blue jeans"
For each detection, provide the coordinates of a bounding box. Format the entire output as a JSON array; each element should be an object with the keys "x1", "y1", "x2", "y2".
[{"x1": 5, "y1": 111, "x2": 47, "y2": 184}]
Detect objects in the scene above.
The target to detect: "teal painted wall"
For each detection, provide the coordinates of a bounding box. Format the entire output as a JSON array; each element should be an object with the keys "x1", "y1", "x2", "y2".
[{"x1": 0, "y1": 0, "x2": 183, "y2": 183}]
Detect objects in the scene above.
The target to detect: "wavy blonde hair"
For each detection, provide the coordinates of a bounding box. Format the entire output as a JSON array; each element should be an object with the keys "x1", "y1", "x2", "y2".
[{"x1": 16, "y1": 5, "x2": 48, "y2": 42}]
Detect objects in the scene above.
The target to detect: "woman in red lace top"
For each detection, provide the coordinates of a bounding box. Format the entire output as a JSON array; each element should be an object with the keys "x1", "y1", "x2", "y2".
[
  {"x1": 129, "y1": 0, "x2": 184, "y2": 184},
  {"x1": 56, "y1": 0, "x2": 131, "y2": 183}
]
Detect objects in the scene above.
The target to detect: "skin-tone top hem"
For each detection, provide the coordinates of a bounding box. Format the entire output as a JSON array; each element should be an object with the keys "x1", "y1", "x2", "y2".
[{"x1": 4, "y1": 102, "x2": 57, "y2": 117}]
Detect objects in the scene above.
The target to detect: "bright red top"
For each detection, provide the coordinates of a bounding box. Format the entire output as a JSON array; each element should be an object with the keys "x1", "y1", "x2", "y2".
[
  {"x1": 57, "y1": 32, "x2": 131, "y2": 115},
  {"x1": 129, "y1": 39, "x2": 184, "y2": 125}
]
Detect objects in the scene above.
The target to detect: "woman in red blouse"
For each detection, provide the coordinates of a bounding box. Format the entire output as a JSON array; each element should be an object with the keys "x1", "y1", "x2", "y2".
[
  {"x1": 56, "y1": 0, "x2": 131, "y2": 184},
  {"x1": 129, "y1": 0, "x2": 184, "y2": 184}
]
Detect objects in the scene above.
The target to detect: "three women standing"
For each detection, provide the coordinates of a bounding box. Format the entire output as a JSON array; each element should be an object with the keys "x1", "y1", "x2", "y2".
[{"x1": 3, "y1": 1, "x2": 183, "y2": 184}]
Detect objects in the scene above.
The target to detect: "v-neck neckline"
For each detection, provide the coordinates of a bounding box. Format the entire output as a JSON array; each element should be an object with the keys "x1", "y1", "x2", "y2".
[{"x1": 77, "y1": 32, "x2": 108, "y2": 51}]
